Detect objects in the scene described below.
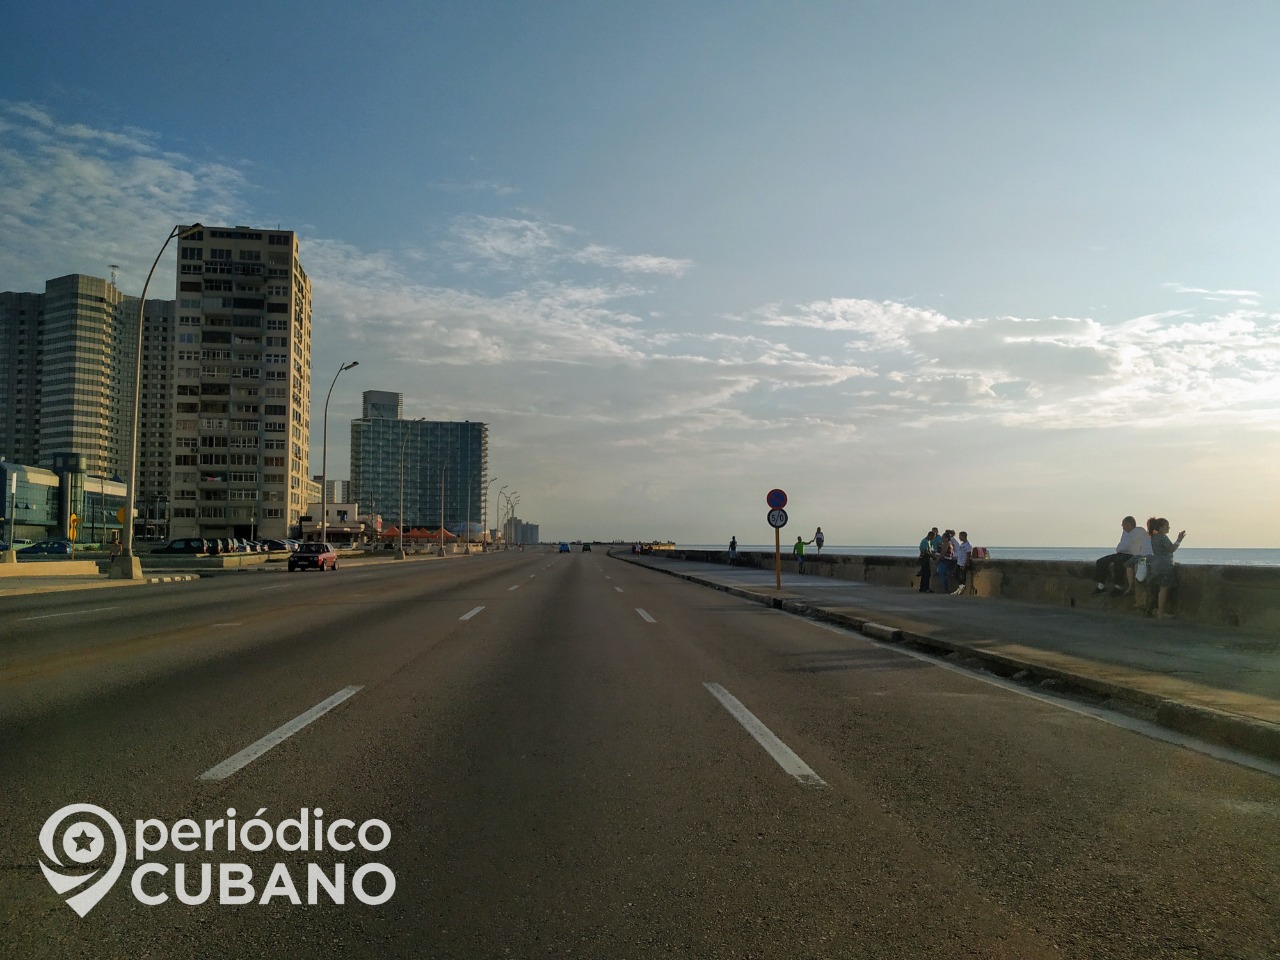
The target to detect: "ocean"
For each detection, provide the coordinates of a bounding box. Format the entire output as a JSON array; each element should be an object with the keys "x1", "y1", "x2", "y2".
[{"x1": 685, "y1": 545, "x2": 1280, "y2": 567}]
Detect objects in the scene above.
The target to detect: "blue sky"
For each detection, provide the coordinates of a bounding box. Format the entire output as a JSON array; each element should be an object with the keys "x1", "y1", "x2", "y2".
[{"x1": 3, "y1": 1, "x2": 1279, "y2": 546}]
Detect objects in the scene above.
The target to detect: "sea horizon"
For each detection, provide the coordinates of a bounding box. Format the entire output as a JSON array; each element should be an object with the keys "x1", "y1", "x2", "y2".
[{"x1": 682, "y1": 545, "x2": 1280, "y2": 567}]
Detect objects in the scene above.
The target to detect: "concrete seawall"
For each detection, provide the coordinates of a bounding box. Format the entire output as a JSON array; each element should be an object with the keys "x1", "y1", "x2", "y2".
[{"x1": 675, "y1": 550, "x2": 1280, "y2": 635}]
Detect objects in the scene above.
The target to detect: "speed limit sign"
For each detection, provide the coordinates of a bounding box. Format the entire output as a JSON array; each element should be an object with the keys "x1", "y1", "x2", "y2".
[{"x1": 767, "y1": 508, "x2": 788, "y2": 528}]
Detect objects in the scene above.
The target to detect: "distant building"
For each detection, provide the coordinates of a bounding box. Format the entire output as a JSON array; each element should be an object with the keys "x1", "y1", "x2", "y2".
[
  {"x1": 314, "y1": 478, "x2": 353, "y2": 504},
  {"x1": 349, "y1": 392, "x2": 489, "y2": 535},
  {"x1": 503, "y1": 516, "x2": 539, "y2": 546}
]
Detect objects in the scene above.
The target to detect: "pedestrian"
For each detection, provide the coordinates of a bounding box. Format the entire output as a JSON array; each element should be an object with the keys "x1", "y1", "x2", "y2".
[
  {"x1": 728, "y1": 536, "x2": 738, "y2": 565},
  {"x1": 1093, "y1": 516, "x2": 1151, "y2": 595},
  {"x1": 952, "y1": 531, "x2": 972, "y2": 595},
  {"x1": 936, "y1": 530, "x2": 957, "y2": 593},
  {"x1": 1145, "y1": 518, "x2": 1186, "y2": 619},
  {"x1": 917, "y1": 527, "x2": 938, "y2": 592},
  {"x1": 813, "y1": 526, "x2": 824, "y2": 555},
  {"x1": 793, "y1": 535, "x2": 812, "y2": 574}
]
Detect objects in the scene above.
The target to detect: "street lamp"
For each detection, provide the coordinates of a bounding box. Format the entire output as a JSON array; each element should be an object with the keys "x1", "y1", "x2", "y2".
[
  {"x1": 320, "y1": 361, "x2": 359, "y2": 545},
  {"x1": 396, "y1": 417, "x2": 424, "y2": 559},
  {"x1": 112, "y1": 222, "x2": 203, "y2": 580},
  {"x1": 484, "y1": 479, "x2": 501, "y2": 552}
]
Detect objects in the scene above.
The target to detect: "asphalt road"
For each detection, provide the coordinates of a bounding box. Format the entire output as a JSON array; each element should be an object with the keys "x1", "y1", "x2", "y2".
[{"x1": 1, "y1": 548, "x2": 1278, "y2": 959}]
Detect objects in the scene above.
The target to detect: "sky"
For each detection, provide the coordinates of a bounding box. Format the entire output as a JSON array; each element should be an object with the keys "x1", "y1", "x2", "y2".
[{"x1": 2, "y1": 1, "x2": 1279, "y2": 547}]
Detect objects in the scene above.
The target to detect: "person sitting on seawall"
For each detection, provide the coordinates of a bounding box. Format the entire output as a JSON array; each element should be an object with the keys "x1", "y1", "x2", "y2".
[
  {"x1": 1145, "y1": 517, "x2": 1186, "y2": 619},
  {"x1": 1093, "y1": 515, "x2": 1150, "y2": 596}
]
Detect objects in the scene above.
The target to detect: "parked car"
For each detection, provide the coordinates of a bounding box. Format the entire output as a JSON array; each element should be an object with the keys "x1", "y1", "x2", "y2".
[
  {"x1": 151, "y1": 538, "x2": 209, "y2": 555},
  {"x1": 21, "y1": 539, "x2": 73, "y2": 556},
  {"x1": 288, "y1": 542, "x2": 338, "y2": 572}
]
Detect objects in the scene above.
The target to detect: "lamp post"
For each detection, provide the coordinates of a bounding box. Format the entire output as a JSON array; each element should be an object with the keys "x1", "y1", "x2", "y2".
[
  {"x1": 112, "y1": 222, "x2": 203, "y2": 580},
  {"x1": 320, "y1": 361, "x2": 359, "y2": 545},
  {"x1": 396, "y1": 417, "x2": 424, "y2": 559},
  {"x1": 484, "y1": 479, "x2": 500, "y2": 552}
]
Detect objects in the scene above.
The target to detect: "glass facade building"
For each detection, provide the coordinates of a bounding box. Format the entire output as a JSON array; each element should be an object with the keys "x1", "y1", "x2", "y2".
[{"x1": 351, "y1": 410, "x2": 488, "y2": 536}]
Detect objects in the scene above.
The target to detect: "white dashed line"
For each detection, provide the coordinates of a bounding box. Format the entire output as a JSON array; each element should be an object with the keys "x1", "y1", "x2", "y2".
[
  {"x1": 198, "y1": 685, "x2": 363, "y2": 781},
  {"x1": 704, "y1": 682, "x2": 826, "y2": 787},
  {"x1": 460, "y1": 606, "x2": 485, "y2": 621},
  {"x1": 636, "y1": 608, "x2": 656, "y2": 623},
  {"x1": 19, "y1": 606, "x2": 118, "y2": 621}
]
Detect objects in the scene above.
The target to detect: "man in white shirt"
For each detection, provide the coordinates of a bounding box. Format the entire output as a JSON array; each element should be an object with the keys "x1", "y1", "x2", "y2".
[
  {"x1": 952, "y1": 531, "x2": 973, "y2": 595},
  {"x1": 1093, "y1": 516, "x2": 1151, "y2": 595}
]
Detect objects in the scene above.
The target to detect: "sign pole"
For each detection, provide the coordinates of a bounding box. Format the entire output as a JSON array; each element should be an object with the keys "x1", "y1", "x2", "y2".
[{"x1": 774, "y1": 526, "x2": 781, "y2": 590}]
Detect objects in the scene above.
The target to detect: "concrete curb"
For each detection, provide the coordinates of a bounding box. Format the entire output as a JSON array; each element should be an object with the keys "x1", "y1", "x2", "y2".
[
  {"x1": 615, "y1": 553, "x2": 1280, "y2": 764},
  {"x1": 144, "y1": 574, "x2": 201, "y2": 585}
]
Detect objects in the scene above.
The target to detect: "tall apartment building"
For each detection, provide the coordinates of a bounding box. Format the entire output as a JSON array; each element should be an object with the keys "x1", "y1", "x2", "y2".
[
  {"x1": 350, "y1": 391, "x2": 488, "y2": 535},
  {"x1": 167, "y1": 226, "x2": 312, "y2": 540},
  {"x1": 0, "y1": 276, "x2": 139, "y2": 474}
]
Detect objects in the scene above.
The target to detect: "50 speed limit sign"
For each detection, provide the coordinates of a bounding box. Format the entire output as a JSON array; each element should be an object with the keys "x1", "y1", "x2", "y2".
[{"x1": 767, "y1": 508, "x2": 788, "y2": 528}]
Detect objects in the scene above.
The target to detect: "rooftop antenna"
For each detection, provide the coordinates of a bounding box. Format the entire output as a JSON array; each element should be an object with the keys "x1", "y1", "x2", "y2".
[{"x1": 109, "y1": 264, "x2": 120, "y2": 286}]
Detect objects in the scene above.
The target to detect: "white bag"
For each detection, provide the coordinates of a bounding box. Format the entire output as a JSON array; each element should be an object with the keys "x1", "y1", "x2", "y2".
[{"x1": 1134, "y1": 557, "x2": 1149, "y2": 583}]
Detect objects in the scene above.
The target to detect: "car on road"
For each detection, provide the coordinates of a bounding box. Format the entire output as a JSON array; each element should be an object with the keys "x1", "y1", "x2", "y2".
[
  {"x1": 20, "y1": 539, "x2": 73, "y2": 556},
  {"x1": 151, "y1": 538, "x2": 209, "y2": 555},
  {"x1": 581, "y1": 543, "x2": 591, "y2": 552},
  {"x1": 558, "y1": 542, "x2": 570, "y2": 553},
  {"x1": 288, "y1": 542, "x2": 338, "y2": 572}
]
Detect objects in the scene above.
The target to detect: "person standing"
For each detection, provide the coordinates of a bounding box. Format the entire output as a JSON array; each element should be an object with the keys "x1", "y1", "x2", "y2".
[
  {"x1": 728, "y1": 536, "x2": 738, "y2": 565},
  {"x1": 793, "y1": 535, "x2": 811, "y2": 574},
  {"x1": 1146, "y1": 518, "x2": 1186, "y2": 619},
  {"x1": 952, "y1": 531, "x2": 973, "y2": 595},
  {"x1": 936, "y1": 530, "x2": 957, "y2": 593},
  {"x1": 917, "y1": 527, "x2": 938, "y2": 593},
  {"x1": 813, "y1": 526, "x2": 825, "y2": 555},
  {"x1": 1093, "y1": 516, "x2": 1150, "y2": 595}
]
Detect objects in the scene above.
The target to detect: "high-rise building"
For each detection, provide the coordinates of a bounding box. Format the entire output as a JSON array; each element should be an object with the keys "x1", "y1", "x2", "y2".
[
  {"x1": 350, "y1": 392, "x2": 488, "y2": 535},
  {"x1": 0, "y1": 290, "x2": 44, "y2": 465},
  {"x1": 166, "y1": 226, "x2": 313, "y2": 540}
]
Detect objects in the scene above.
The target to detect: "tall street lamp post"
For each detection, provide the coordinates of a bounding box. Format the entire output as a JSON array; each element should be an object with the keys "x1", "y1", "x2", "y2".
[
  {"x1": 484, "y1": 478, "x2": 500, "y2": 552},
  {"x1": 112, "y1": 222, "x2": 203, "y2": 580},
  {"x1": 320, "y1": 361, "x2": 359, "y2": 545},
  {"x1": 396, "y1": 417, "x2": 424, "y2": 559}
]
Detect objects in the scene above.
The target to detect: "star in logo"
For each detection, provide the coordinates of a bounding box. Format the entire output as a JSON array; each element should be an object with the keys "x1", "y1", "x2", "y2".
[{"x1": 71, "y1": 829, "x2": 95, "y2": 854}]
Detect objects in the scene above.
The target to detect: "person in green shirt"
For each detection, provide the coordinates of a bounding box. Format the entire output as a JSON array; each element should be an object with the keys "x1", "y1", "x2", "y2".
[{"x1": 793, "y1": 535, "x2": 812, "y2": 573}]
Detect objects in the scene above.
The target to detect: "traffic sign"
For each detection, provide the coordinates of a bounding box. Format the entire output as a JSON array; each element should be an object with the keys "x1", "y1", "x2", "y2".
[
  {"x1": 767, "y1": 508, "x2": 788, "y2": 529},
  {"x1": 766, "y1": 488, "x2": 788, "y2": 509}
]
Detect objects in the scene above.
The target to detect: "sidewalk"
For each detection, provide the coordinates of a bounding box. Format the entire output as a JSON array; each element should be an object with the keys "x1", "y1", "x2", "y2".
[{"x1": 618, "y1": 552, "x2": 1280, "y2": 766}]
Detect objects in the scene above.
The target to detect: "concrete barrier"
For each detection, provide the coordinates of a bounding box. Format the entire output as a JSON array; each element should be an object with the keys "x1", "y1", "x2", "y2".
[
  {"x1": 687, "y1": 550, "x2": 1280, "y2": 634},
  {"x1": 0, "y1": 560, "x2": 101, "y2": 577}
]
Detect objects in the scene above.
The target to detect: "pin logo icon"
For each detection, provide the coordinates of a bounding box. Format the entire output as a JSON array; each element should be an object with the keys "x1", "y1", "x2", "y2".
[{"x1": 39, "y1": 804, "x2": 127, "y2": 916}]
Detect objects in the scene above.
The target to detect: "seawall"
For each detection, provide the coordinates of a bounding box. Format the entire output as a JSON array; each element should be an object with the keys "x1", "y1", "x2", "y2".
[{"x1": 674, "y1": 550, "x2": 1280, "y2": 635}]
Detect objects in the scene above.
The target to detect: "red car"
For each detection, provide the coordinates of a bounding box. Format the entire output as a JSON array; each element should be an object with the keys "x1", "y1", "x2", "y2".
[{"x1": 288, "y1": 542, "x2": 338, "y2": 571}]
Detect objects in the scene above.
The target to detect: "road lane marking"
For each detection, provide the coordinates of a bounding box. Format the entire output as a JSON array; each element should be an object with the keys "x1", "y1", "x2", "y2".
[
  {"x1": 704, "y1": 682, "x2": 827, "y2": 787},
  {"x1": 460, "y1": 606, "x2": 485, "y2": 621},
  {"x1": 636, "y1": 608, "x2": 656, "y2": 623},
  {"x1": 19, "y1": 606, "x2": 118, "y2": 622},
  {"x1": 198, "y1": 685, "x2": 363, "y2": 781},
  {"x1": 508, "y1": 584, "x2": 521, "y2": 591},
  {"x1": 615, "y1": 587, "x2": 624, "y2": 593}
]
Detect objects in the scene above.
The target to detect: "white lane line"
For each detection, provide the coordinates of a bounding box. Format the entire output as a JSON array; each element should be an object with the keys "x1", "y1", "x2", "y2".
[
  {"x1": 208, "y1": 622, "x2": 243, "y2": 628},
  {"x1": 258, "y1": 584, "x2": 287, "y2": 591},
  {"x1": 460, "y1": 606, "x2": 485, "y2": 621},
  {"x1": 198, "y1": 685, "x2": 363, "y2": 781},
  {"x1": 508, "y1": 584, "x2": 521, "y2": 591},
  {"x1": 636, "y1": 608, "x2": 656, "y2": 623},
  {"x1": 19, "y1": 606, "x2": 118, "y2": 622},
  {"x1": 615, "y1": 586, "x2": 624, "y2": 593},
  {"x1": 704, "y1": 682, "x2": 827, "y2": 787}
]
